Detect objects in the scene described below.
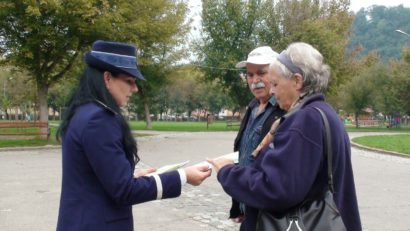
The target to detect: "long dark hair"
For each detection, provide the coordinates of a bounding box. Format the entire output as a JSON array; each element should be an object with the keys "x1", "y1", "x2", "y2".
[{"x1": 56, "y1": 67, "x2": 139, "y2": 165}]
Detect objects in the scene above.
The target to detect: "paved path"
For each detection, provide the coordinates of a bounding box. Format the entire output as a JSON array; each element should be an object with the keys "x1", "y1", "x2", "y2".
[{"x1": 0, "y1": 131, "x2": 409, "y2": 231}]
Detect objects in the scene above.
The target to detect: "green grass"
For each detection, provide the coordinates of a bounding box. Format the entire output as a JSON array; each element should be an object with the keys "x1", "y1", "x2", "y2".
[
  {"x1": 0, "y1": 126, "x2": 59, "y2": 148},
  {"x1": 352, "y1": 134, "x2": 410, "y2": 154},
  {"x1": 0, "y1": 123, "x2": 155, "y2": 148},
  {"x1": 1, "y1": 120, "x2": 410, "y2": 148},
  {"x1": 1, "y1": 120, "x2": 237, "y2": 148},
  {"x1": 0, "y1": 138, "x2": 59, "y2": 148},
  {"x1": 129, "y1": 121, "x2": 239, "y2": 132}
]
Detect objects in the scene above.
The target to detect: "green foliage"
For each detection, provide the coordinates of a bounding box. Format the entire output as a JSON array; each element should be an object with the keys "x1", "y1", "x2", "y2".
[
  {"x1": 371, "y1": 64, "x2": 399, "y2": 115},
  {"x1": 48, "y1": 79, "x2": 77, "y2": 118},
  {"x1": 270, "y1": 0, "x2": 353, "y2": 94},
  {"x1": 120, "y1": 0, "x2": 190, "y2": 128},
  {"x1": 390, "y1": 48, "x2": 410, "y2": 115},
  {"x1": 0, "y1": 0, "x2": 126, "y2": 122},
  {"x1": 341, "y1": 72, "x2": 373, "y2": 113},
  {"x1": 348, "y1": 5, "x2": 410, "y2": 60},
  {"x1": 0, "y1": 66, "x2": 36, "y2": 119},
  {"x1": 338, "y1": 46, "x2": 410, "y2": 122},
  {"x1": 0, "y1": 0, "x2": 116, "y2": 83},
  {"x1": 0, "y1": 0, "x2": 190, "y2": 125},
  {"x1": 131, "y1": 65, "x2": 235, "y2": 121},
  {"x1": 199, "y1": 0, "x2": 263, "y2": 108},
  {"x1": 199, "y1": 0, "x2": 353, "y2": 107}
]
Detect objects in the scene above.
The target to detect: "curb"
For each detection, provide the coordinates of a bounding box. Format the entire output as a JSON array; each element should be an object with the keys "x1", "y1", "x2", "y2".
[
  {"x1": 0, "y1": 145, "x2": 61, "y2": 152},
  {"x1": 350, "y1": 141, "x2": 410, "y2": 159}
]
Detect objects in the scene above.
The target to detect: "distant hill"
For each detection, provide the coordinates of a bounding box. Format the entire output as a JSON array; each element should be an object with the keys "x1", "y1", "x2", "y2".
[{"x1": 348, "y1": 5, "x2": 410, "y2": 60}]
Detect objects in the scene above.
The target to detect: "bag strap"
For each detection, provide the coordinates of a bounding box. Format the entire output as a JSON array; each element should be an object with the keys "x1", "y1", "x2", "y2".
[{"x1": 314, "y1": 107, "x2": 335, "y2": 193}]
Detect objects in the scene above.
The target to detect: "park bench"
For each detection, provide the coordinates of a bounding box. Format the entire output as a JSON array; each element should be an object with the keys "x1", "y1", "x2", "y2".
[
  {"x1": 226, "y1": 119, "x2": 241, "y2": 128},
  {"x1": 0, "y1": 121, "x2": 50, "y2": 139},
  {"x1": 357, "y1": 119, "x2": 382, "y2": 127}
]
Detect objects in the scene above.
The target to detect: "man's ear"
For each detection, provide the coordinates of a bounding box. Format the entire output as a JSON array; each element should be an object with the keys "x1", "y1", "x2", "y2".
[{"x1": 293, "y1": 73, "x2": 303, "y2": 90}]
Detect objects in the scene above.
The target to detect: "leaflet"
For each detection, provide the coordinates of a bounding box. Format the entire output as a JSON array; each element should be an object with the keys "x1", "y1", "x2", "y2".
[
  {"x1": 146, "y1": 160, "x2": 190, "y2": 176},
  {"x1": 195, "y1": 151, "x2": 239, "y2": 169},
  {"x1": 147, "y1": 151, "x2": 239, "y2": 176}
]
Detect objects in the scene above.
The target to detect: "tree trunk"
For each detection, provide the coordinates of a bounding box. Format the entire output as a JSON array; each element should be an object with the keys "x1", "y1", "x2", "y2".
[
  {"x1": 15, "y1": 107, "x2": 19, "y2": 120},
  {"x1": 239, "y1": 106, "x2": 247, "y2": 120},
  {"x1": 354, "y1": 112, "x2": 359, "y2": 128},
  {"x1": 37, "y1": 84, "x2": 49, "y2": 135},
  {"x1": 144, "y1": 102, "x2": 152, "y2": 129}
]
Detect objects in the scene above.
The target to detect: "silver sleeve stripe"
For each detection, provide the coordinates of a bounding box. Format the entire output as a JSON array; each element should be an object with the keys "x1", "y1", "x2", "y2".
[{"x1": 152, "y1": 174, "x2": 163, "y2": 200}]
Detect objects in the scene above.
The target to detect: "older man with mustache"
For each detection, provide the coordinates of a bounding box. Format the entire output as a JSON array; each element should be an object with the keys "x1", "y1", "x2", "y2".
[{"x1": 227, "y1": 46, "x2": 285, "y2": 224}]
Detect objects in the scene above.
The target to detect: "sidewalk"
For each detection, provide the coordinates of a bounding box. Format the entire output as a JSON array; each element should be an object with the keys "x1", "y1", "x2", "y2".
[{"x1": 0, "y1": 131, "x2": 409, "y2": 231}]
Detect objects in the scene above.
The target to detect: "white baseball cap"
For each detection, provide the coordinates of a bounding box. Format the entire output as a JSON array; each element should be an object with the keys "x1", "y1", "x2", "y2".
[{"x1": 235, "y1": 46, "x2": 279, "y2": 68}]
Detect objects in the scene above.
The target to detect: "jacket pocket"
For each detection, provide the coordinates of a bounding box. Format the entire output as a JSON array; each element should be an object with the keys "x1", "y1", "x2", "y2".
[{"x1": 103, "y1": 205, "x2": 131, "y2": 222}]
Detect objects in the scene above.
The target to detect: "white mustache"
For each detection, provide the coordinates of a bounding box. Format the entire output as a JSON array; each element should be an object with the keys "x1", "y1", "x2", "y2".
[{"x1": 251, "y1": 82, "x2": 266, "y2": 90}]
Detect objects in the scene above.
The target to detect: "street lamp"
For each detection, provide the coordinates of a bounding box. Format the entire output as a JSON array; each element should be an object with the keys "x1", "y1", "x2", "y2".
[{"x1": 395, "y1": 29, "x2": 410, "y2": 37}]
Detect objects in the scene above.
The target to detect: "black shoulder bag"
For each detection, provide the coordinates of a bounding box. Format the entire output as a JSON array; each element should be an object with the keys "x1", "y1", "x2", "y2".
[{"x1": 256, "y1": 107, "x2": 346, "y2": 231}]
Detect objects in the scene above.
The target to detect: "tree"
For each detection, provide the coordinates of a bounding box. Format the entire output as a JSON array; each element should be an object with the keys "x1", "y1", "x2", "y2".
[
  {"x1": 338, "y1": 51, "x2": 384, "y2": 128},
  {"x1": 390, "y1": 47, "x2": 410, "y2": 116},
  {"x1": 0, "y1": 0, "x2": 122, "y2": 125},
  {"x1": 371, "y1": 63, "x2": 399, "y2": 117},
  {"x1": 48, "y1": 79, "x2": 77, "y2": 120},
  {"x1": 340, "y1": 71, "x2": 374, "y2": 128},
  {"x1": 199, "y1": 0, "x2": 353, "y2": 109},
  {"x1": 144, "y1": 64, "x2": 235, "y2": 121},
  {"x1": 0, "y1": 0, "x2": 189, "y2": 129},
  {"x1": 348, "y1": 5, "x2": 410, "y2": 61},
  {"x1": 267, "y1": 0, "x2": 353, "y2": 94},
  {"x1": 199, "y1": 0, "x2": 263, "y2": 109},
  {"x1": 0, "y1": 66, "x2": 36, "y2": 120}
]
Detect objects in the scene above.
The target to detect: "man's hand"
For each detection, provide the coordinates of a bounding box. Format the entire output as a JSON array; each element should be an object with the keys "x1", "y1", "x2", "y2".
[
  {"x1": 184, "y1": 165, "x2": 212, "y2": 186},
  {"x1": 207, "y1": 158, "x2": 234, "y2": 173}
]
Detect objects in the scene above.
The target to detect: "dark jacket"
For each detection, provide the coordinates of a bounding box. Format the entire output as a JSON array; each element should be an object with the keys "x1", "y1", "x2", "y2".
[
  {"x1": 57, "y1": 102, "x2": 181, "y2": 231},
  {"x1": 230, "y1": 98, "x2": 285, "y2": 218},
  {"x1": 219, "y1": 94, "x2": 362, "y2": 231},
  {"x1": 234, "y1": 98, "x2": 284, "y2": 152}
]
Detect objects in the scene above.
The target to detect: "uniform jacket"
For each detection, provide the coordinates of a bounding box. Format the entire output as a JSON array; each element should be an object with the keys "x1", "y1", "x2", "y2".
[
  {"x1": 57, "y1": 102, "x2": 181, "y2": 231},
  {"x1": 218, "y1": 94, "x2": 362, "y2": 231}
]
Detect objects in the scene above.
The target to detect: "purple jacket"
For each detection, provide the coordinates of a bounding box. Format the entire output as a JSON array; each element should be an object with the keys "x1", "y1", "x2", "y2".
[
  {"x1": 57, "y1": 102, "x2": 181, "y2": 231},
  {"x1": 217, "y1": 94, "x2": 362, "y2": 231}
]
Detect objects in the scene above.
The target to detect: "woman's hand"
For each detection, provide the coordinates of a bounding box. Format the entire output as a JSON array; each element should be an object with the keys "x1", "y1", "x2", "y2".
[
  {"x1": 231, "y1": 216, "x2": 245, "y2": 223},
  {"x1": 207, "y1": 158, "x2": 234, "y2": 173},
  {"x1": 184, "y1": 165, "x2": 212, "y2": 186},
  {"x1": 134, "y1": 168, "x2": 157, "y2": 178}
]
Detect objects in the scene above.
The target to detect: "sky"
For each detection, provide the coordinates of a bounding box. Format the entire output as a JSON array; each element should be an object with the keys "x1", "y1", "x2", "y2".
[
  {"x1": 186, "y1": 0, "x2": 410, "y2": 38},
  {"x1": 350, "y1": 0, "x2": 410, "y2": 12},
  {"x1": 188, "y1": 0, "x2": 410, "y2": 21}
]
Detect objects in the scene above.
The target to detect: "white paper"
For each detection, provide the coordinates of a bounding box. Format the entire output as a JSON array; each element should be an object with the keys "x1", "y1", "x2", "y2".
[
  {"x1": 195, "y1": 151, "x2": 239, "y2": 169},
  {"x1": 146, "y1": 160, "x2": 190, "y2": 176}
]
